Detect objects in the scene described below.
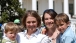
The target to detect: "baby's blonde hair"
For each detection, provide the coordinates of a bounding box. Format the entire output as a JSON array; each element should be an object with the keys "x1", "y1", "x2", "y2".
[{"x1": 5, "y1": 22, "x2": 19, "y2": 33}]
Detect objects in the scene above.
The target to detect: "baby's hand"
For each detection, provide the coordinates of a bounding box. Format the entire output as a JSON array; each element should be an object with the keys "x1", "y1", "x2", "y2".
[{"x1": 41, "y1": 28, "x2": 46, "y2": 34}]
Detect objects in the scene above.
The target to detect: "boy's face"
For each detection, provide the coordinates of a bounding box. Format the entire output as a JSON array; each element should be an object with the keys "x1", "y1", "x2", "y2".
[
  {"x1": 5, "y1": 31, "x2": 17, "y2": 40},
  {"x1": 56, "y1": 21, "x2": 70, "y2": 33}
]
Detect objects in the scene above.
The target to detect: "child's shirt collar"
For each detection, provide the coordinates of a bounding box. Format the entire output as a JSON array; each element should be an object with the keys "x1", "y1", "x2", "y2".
[{"x1": 60, "y1": 26, "x2": 71, "y2": 38}]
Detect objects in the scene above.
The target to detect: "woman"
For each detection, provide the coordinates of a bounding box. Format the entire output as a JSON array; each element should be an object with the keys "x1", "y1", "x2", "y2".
[
  {"x1": 16, "y1": 10, "x2": 50, "y2": 43},
  {"x1": 41, "y1": 9, "x2": 60, "y2": 43}
]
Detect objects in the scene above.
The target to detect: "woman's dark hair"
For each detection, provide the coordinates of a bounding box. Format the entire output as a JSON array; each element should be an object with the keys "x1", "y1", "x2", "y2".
[{"x1": 42, "y1": 9, "x2": 57, "y2": 24}]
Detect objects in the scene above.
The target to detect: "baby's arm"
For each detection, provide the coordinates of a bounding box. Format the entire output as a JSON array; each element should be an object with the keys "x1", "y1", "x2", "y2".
[{"x1": 41, "y1": 28, "x2": 46, "y2": 34}]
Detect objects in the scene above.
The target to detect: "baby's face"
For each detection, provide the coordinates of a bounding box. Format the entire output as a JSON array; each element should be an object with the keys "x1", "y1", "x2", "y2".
[{"x1": 5, "y1": 31, "x2": 17, "y2": 40}]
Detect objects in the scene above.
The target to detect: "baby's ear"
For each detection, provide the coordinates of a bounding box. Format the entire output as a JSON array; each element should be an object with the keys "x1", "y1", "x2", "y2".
[{"x1": 41, "y1": 28, "x2": 46, "y2": 34}]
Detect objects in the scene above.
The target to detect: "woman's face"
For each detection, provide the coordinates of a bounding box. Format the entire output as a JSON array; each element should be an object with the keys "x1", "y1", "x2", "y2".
[
  {"x1": 44, "y1": 13, "x2": 54, "y2": 29},
  {"x1": 25, "y1": 16, "x2": 38, "y2": 31}
]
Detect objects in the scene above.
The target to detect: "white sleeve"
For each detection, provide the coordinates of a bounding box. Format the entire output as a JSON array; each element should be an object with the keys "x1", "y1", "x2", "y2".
[
  {"x1": 40, "y1": 36, "x2": 51, "y2": 43},
  {"x1": 16, "y1": 33, "x2": 20, "y2": 43}
]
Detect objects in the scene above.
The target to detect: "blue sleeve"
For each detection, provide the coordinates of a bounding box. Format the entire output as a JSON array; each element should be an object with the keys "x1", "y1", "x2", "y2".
[{"x1": 64, "y1": 37, "x2": 74, "y2": 43}]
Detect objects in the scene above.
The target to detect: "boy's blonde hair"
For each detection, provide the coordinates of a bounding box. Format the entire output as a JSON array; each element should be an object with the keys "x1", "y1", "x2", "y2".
[
  {"x1": 5, "y1": 22, "x2": 19, "y2": 33},
  {"x1": 55, "y1": 13, "x2": 69, "y2": 24}
]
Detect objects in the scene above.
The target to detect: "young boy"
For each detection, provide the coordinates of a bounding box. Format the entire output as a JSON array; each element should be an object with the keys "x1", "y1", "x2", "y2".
[
  {"x1": 55, "y1": 13, "x2": 76, "y2": 43},
  {"x1": 2, "y1": 22, "x2": 19, "y2": 43}
]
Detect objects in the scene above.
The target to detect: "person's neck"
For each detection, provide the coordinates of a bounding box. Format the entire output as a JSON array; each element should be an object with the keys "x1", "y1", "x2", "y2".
[
  {"x1": 26, "y1": 29, "x2": 37, "y2": 38},
  {"x1": 46, "y1": 27, "x2": 56, "y2": 37},
  {"x1": 27, "y1": 29, "x2": 37, "y2": 35}
]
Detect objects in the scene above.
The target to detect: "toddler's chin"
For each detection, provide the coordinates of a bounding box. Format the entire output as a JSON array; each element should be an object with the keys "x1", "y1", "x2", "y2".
[{"x1": 11, "y1": 38, "x2": 15, "y2": 41}]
